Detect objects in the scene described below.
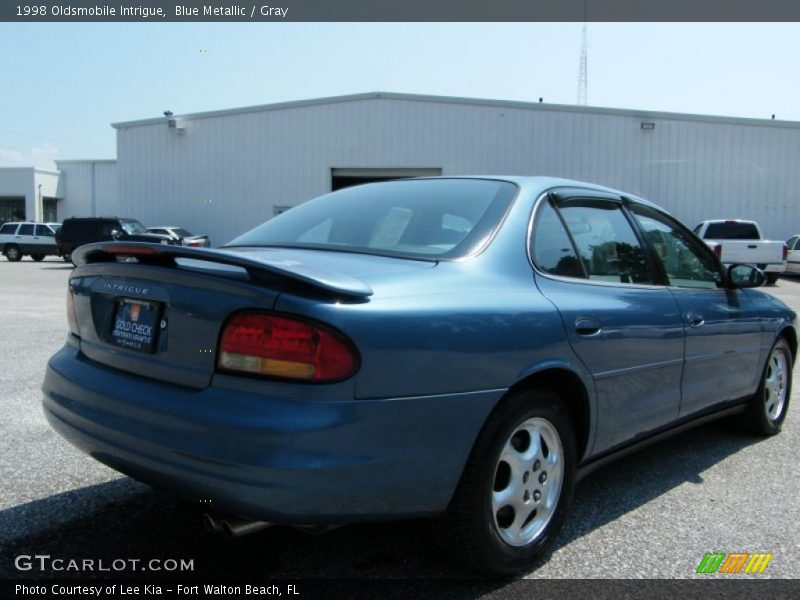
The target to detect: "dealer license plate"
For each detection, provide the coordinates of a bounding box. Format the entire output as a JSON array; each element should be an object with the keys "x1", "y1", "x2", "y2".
[{"x1": 110, "y1": 299, "x2": 160, "y2": 353}]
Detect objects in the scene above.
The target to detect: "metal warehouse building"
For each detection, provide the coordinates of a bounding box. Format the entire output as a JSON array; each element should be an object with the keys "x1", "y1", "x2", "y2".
[{"x1": 4, "y1": 92, "x2": 800, "y2": 244}]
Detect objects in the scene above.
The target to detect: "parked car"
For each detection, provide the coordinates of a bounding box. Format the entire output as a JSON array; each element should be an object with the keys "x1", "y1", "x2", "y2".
[
  {"x1": 55, "y1": 217, "x2": 176, "y2": 263},
  {"x1": 0, "y1": 221, "x2": 61, "y2": 261},
  {"x1": 43, "y1": 177, "x2": 795, "y2": 575},
  {"x1": 146, "y1": 226, "x2": 210, "y2": 247},
  {"x1": 785, "y1": 235, "x2": 800, "y2": 275},
  {"x1": 693, "y1": 219, "x2": 787, "y2": 285}
]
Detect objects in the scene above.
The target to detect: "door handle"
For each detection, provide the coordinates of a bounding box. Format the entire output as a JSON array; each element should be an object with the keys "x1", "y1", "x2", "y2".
[
  {"x1": 575, "y1": 317, "x2": 602, "y2": 336},
  {"x1": 686, "y1": 312, "x2": 705, "y2": 328},
  {"x1": 747, "y1": 244, "x2": 758, "y2": 249}
]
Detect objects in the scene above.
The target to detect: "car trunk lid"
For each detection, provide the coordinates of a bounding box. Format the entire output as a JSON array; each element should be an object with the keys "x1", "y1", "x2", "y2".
[{"x1": 68, "y1": 242, "x2": 432, "y2": 389}]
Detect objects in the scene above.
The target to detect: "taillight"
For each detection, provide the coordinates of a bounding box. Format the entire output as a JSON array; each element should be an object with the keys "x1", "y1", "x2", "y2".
[
  {"x1": 66, "y1": 288, "x2": 80, "y2": 336},
  {"x1": 783, "y1": 244, "x2": 789, "y2": 260},
  {"x1": 218, "y1": 312, "x2": 358, "y2": 382},
  {"x1": 713, "y1": 243, "x2": 722, "y2": 259}
]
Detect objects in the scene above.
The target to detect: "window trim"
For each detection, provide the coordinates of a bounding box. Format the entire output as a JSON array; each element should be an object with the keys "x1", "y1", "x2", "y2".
[{"x1": 527, "y1": 188, "x2": 667, "y2": 290}]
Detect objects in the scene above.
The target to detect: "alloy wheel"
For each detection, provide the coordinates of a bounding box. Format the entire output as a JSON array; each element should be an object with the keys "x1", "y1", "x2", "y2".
[
  {"x1": 764, "y1": 347, "x2": 788, "y2": 422},
  {"x1": 491, "y1": 417, "x2": 563, "y2": 547}
]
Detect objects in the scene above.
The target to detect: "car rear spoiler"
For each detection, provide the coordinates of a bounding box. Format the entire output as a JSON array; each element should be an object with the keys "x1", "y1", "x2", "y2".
[{"x1": 72, "y1": 242, "x2": 374, "y2": 299}]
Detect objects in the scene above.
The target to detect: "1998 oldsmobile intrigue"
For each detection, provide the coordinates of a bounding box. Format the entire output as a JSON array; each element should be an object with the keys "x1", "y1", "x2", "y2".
[{"x1": 43, "y1": 177, "x2": 795, "y2": 574}]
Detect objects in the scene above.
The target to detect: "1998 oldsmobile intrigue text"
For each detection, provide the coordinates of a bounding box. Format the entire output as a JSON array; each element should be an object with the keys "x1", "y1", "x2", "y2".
[{"x1": 43, "y1": 177, "x2": 795, "y2": 574}]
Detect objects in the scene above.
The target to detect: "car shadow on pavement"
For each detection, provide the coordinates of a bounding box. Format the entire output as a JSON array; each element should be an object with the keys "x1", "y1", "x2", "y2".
[{"x1": 0, "y1": 419, "x2": 760, "y2": 580}]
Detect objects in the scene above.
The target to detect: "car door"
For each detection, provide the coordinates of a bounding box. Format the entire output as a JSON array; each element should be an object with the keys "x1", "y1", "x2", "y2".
[
  {"x1": 628, "y1": 203, "x2": 764, "y2": 416},
  {"x1": 34, "y1": 224, "x2": 56, "y2": 254},
  {"x1": 530, "y1": 191, "x2": 685, "y2": 454},
  {"x1": 16, "y1": 223, "x2": 35, "y2": 253}
]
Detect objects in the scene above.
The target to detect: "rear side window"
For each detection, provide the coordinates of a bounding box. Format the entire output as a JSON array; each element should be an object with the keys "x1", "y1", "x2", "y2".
[
  {"x1": 0, "y1": 223, "x2": 17, "y2": 235},
  {"x1": 18, "y1": 224, "x2": 34, "y2": 236},
  {"x1": 228, "y1": 179, "x2": 518, "y2": 260},
  {"x1": 558, "y1": 202, "x2": 653, "y2": 285},
  {"x1": 531, "y1": 202, "x2": 584, "y2": 278},
  {"x1": 703, "y1": 222, "x2": 760, "y2": 240},
  {"x1": 64, "y1": 220, "x2": 97, "y2": 236},
  {"x1": 100, "y1": 221, "x2": 119, "y2": 236}
]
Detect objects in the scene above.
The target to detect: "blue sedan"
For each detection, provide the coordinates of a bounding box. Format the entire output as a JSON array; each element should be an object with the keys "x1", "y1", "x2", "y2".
[{"x1": 43, "y1": 177, "x2": 795, "y2": 574}]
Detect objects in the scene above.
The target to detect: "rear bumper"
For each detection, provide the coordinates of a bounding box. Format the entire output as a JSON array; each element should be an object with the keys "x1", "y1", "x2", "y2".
[{"x1": 42, "y1": 343, "x2": 501, "y2": 523}]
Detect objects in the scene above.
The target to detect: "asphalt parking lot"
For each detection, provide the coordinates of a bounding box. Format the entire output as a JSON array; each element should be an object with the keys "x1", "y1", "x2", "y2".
[{"x1": 1, "y1": 258, "x2": 798, "y2": 581}]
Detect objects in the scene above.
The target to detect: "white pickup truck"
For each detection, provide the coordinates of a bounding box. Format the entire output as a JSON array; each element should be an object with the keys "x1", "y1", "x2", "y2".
[{"x1": 693, "y1": 219, "x2": 787, "y2": 285}]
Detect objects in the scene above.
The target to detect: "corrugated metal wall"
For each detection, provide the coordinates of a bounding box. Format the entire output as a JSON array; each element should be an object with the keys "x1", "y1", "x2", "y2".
[
  {"x1": 57, "y1": 160, "x2": 118, "y2": 219},
  {"x1": 115, "y1": 97, "x2": 800, "y2": 245}
]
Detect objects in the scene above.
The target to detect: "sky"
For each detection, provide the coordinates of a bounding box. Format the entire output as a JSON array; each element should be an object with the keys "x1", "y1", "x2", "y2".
[{"x1": 1, "y1": 22, "x2": 798, "y2": 169}]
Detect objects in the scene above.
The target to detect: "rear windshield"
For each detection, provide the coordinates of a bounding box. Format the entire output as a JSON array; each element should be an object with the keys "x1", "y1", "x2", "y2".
[
  {"x1": 227, "y1": 179, "x2": 517, "y2": 260},
  {"x1": 703, "y1": 222, "x2": 760, "y2": 240}
]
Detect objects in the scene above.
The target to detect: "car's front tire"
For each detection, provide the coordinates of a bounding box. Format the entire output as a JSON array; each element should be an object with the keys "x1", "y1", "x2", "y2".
[
  {"x1": 4, "y1": 244, "x2": 22, "y2": 262},
  {"x1": 432, "y1": 388, "x2": 576, "y2": 575},
  {"x1": 743, "y1": 337, "x2": 792, "y2": 436},
  {"x1": 765, "y1": 273, "x2": 779, "y2": 286}
]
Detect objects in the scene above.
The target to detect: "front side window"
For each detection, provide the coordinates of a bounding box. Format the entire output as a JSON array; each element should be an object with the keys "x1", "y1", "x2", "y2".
[
  {"x1": 631, "y1": 205, "x2": 720, "y2": 289},
  {"x1": 558, "y1": 202, "x2": 654, "y2": 285},
  {"x1": 228, "y1": 179, "x2": 517, "y2": 260},
  {"x1": 121, "y1": 220, "x2": 146, "y2": 234}
]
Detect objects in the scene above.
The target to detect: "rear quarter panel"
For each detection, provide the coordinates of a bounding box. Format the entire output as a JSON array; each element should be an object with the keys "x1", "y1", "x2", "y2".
[{"x1": 275, "y1": 265, "x2": 580, "y2": 400}]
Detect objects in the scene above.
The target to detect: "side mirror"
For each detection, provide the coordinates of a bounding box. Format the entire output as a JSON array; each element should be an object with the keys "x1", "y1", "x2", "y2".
[
  {"x1": 728, "y1": 264, "x2": 765, "y2": 288},
  {"x1": 110, "y1": 229, "x2": 121, "y2": 239}
]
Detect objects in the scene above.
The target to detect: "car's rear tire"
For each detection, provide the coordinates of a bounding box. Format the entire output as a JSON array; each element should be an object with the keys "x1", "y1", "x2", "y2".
[
  {"x1": 742, "y1": 337, "x2": 792, "y2": 436},
  {"x1": 765, "y1": 273, "x2": 779, "y2": 286},
  {"x1": 63, "y1": 253, "x2": 72, "y2": 264},
  {"x1": 4, "y1": 245, "x2": 22, "y2": 262},
  {"x1": 432, "y1": 387, "x2": 576, "y2": 575},
  {"x1": 31, "y1": 254, "x2": 45, "y2": 262}
]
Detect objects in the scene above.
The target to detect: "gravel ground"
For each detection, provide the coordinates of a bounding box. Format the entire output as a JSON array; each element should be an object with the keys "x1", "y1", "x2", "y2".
[{"x1": 0, "y1": 258, "x2": 798, "y2": 583}]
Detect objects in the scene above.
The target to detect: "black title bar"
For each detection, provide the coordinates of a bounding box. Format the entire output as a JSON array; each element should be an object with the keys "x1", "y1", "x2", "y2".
[{"x1": 4, "y1": 0, "x2": 800, "y2": 22}]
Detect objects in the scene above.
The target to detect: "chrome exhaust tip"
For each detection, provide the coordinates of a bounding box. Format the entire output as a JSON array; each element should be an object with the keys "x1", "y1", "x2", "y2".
[
  {"x1": 220, "y1": 517, "x2": 272, "y2": 538},
  {"x1": 202, "y1": 513, "x2": 223, "y2": 534}
]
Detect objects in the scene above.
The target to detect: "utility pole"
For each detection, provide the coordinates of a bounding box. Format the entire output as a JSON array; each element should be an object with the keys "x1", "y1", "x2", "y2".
[{"x1": 577, "y1": 0, "x2": 588, "y2": 106}]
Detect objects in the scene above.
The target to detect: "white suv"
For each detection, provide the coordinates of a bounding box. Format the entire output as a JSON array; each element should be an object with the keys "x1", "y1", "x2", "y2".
[{"x1": 0, "y1": 222, "x2": 61, "y2": 262}]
